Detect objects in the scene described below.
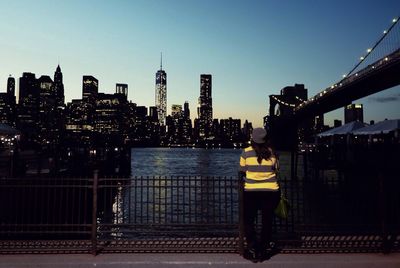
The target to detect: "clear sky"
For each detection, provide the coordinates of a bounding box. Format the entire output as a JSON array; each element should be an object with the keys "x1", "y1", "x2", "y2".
[{"x1": 1, "y1": 0, "x2": 399, "y2": 127}]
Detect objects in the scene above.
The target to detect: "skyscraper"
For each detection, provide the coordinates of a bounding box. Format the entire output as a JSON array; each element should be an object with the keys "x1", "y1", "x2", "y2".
[
  {"x1": 18, "y1": 72, "x2": 40, "y2": 139},
  {"x1": 116, "y1": 83, "x2": 128, "y2": 100},
  {"x1": 198, "y1": 74, "x2": 213, "y2": 138},
  {"x1": 171, "y1": 104, "x2": 182, "y2": 119},
  {"x1": 155, "y1": 55, "x2": 167, "y2": 126},
  {"x1": 345, "y1": 104, "x2": 364, "y2": 123},
  {"x1": 82, "y1": 75, "x2": 98, "y2": 103},
  {"x1": 53, "y1": 65, "x2": 64, "y2": 107},
  {"x1": 0, "y1": 75, "x2": 17, "y2": 126},
  {"x1": 184, "y1": 101, "x2": 190, "y2": 120},
  {"x1": 7, "y1": 76, "x2": 15, "y2": 98}
]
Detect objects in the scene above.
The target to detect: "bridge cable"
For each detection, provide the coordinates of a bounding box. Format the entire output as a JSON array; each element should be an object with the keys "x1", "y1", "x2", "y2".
[{"x1": 346, "y1": 16, "x2": 399, "y2": 77}]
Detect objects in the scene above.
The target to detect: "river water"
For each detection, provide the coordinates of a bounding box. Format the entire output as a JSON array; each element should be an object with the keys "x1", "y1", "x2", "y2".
[
  {"x1": 103, "y1": 148, "x2": 299, "y2": 236},
  {"x1": 130, "y1": 148, "x2": 295, "y2": 177}
]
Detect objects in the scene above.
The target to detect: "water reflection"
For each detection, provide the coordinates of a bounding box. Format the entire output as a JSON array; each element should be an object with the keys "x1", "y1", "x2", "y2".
[{"x1": 104, "y1": 149, "x2": 296, "y2": 237}]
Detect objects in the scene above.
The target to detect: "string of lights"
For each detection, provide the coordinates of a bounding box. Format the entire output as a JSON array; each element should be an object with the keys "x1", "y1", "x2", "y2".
[
  {"x1": 345, "y1": 16, "x2": 399, "y2": 78},
  {"x1": 295, "y1": 16, "x2": 399, "y2": 111}
]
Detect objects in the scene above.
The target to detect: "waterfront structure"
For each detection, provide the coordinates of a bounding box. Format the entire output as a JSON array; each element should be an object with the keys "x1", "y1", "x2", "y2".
[
  {"x1": 155, "y1": 56, "x2": 167, "y2": 126},
  {"x1": 82, "y1": 75, "x2": 98, "y2": 103},
  {"x1": 197, "y1": 74, "x2": 213, "y2": 138},
  {"x1": 345, "y1": 104, "x2": 364, "y2": 124}
]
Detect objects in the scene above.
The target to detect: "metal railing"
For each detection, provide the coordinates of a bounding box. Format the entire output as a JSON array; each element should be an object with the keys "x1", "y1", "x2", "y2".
[{"x1": 1, "y1": 168, "x2": 399, "y2": 254}]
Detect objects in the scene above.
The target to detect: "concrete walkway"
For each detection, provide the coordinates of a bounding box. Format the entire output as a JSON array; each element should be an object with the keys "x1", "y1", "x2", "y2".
[{"x1": 1, "y1": 253, "x2": 400, "y2": 268}]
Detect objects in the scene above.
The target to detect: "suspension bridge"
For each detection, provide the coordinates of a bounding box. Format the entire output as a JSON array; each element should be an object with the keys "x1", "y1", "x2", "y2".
[{"x1": 271, "y1": 16, "x2": 400, "y2": 120}]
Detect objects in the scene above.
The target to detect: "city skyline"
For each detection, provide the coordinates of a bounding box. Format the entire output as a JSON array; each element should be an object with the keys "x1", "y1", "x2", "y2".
[{"x1": 1, "y1": 0, "x2": 400, "y2": 127}]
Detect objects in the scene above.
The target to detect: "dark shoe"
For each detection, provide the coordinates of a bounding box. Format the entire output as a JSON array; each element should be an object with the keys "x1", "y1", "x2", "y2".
[
  {"x1": 243, "y1": 248, "x2": 258, "y2": 263},
  {"x1": 258, "y1": 243, "x2": 281, "y2": 262}
]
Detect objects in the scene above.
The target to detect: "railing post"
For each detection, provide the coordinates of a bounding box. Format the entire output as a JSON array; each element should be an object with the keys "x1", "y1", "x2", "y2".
[
  {"x1": 91, "y1": 170, "x2": 98, "y2": 255},
  {"x1": 238, "y1": 172, "x2": 244, "y2": 255},
  {"x1": 379, "y1": 170, "x2": 390, "y2": 253}
]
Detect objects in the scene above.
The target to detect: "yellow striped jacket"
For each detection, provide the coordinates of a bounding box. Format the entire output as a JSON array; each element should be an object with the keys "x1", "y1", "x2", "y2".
[{"x1": 239, "y1": 146, "x2": 279, "y2": 191}]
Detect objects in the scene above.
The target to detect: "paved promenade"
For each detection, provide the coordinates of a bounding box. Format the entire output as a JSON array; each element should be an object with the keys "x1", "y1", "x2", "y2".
[{"x1": 1, "y1": 253, "x2": 400, "y2": 268}]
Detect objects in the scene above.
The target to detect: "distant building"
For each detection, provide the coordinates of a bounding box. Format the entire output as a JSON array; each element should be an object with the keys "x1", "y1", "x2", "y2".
[
  {"x1": 38, "y1": 75, "x2": 55, "y2": 144},
  {"x1": 65, "y1": 100, "x2": 94, "y2": 145},
  {"x1": 171, "y1": 104, "x2": 182, "y2": 119},
  {"x1": 345, "y1": 103, "x2": 363, "y2": 123},
  {"x1": 315, "y1": 114, "x2": 324, "y2": 133},
  {"x1": 183, "y1": 101, "x2": 190, "y2": 119},
  {"x1": 116, "y1": 83, "x2": 128, "y2": 100},
  {"x1": 65, "y1": 100, "x2": 94, "y2": 132},
  {"x1": 220, "y1": 118, "x2": 241, "y2": 141},
  {"x1": 94, "y1": 93, "x2": 122, "y2": 134},
  {"x1": 7, "y1": 76, "x2": 15, "y2": 98},
  {"x1": 149, "y1": 106, "x2": 158, "y2": 121},
  {"x1": 0, "y1": 93, "x2": 12, "y2": 125},
  {"x1": 0, "y1": 76, "x2": 16, "y2": 126},
  {"x1": 82, "y1": 75, "x2": 98, "y2": 103},
  {"x1": 53, "y1": 65, "x2": 65, "y2": 107},
  {"x1": 242, "y1": 120, "x2": 253, "y2": 141},
  {"x1": 182, "y1": 101, "x2": 192, "y2": 142},
  {"x1": 17, "y1": 72, "x2": 40, "y2": 142},
  {"x1": 198, "y1": 74, "x2": 213, "y2": 138},
  {"x1": 155, "y1": 56, "x2": 167, "y2": 126}
]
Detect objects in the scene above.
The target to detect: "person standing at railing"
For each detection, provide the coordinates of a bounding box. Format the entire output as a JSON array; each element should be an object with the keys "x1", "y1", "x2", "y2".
[{"x1": 238, "y1": 127, "x2": 280, "y2": 262}]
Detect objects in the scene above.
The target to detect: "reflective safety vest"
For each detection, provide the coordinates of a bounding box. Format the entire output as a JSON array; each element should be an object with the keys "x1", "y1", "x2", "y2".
[{"x1": 239, "y1": 146, "x2": 279, "y2": 191}]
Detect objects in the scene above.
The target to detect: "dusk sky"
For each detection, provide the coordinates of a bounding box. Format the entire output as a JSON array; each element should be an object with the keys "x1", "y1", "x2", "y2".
[{"x1": 1, "y1": 0, "x2": 399, "y2": 127}]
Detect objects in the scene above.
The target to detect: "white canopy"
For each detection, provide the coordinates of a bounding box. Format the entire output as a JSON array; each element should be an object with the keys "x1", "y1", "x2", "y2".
[
  {"x1": 317, "y1": 121, "x2": 367, "y2": 137},
  {"x1": 351, "y1": 119, "x2": 400, "y2": 135}
]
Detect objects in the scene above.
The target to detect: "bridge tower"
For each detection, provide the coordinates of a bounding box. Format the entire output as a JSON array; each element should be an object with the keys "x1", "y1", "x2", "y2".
[{"x1": 264, "y1": 84, "x2": 314, "y2": 150}]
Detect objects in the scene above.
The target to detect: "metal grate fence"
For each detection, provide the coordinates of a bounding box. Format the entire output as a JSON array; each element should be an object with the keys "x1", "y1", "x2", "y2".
[{"x1": 1, "y1": 172, "x2": 399, "y2": 254}]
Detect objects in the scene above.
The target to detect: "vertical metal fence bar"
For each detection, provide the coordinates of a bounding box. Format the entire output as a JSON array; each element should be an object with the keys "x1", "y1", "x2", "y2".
[
  {"x1": 140, "y1": 176, "x2": 143, "y2": 224},
  {"x1": 91, "y1": 170, "x2": 98, "y2": 255},
  {"x1": 188, "y1": 176, "x2": 191, "y2": 224},
  {"x1": 158, "y1": 176, "x2": 161, "y2": 224},
  {"x1": 238, "y1": 173, "x2": 244, "y2": 255},
  {"x1": 165, "y1": 176, "x2": 168, "y2": 224}
]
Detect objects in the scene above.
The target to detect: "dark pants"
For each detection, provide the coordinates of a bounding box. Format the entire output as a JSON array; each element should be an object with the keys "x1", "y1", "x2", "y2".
[{"x1": 243, "y1": 190, "x2": 280, "y2": 251}]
